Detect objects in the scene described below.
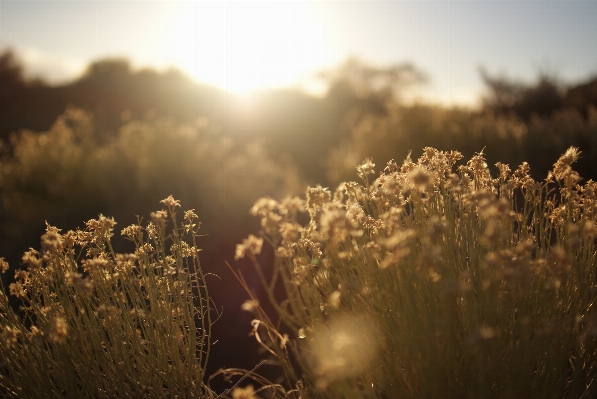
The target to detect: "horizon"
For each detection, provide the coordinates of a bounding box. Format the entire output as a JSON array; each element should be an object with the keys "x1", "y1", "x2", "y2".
[{"x1": 2, "y1": 1, "x2": 597, "y2": 107}]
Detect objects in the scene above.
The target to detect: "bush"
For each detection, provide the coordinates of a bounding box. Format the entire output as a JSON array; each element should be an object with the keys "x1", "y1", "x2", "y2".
[
  {"x1": 326, "y1": 104, "x2": 597, "y2": 185},
  {"x1": 238, "y1": 147, "x2": 597, "y2": 398},
  {"x1": 0, "y1": 106, "x2": 302, "y2": 267},
  {"x1": 0, "y1": 197, "x2": 213, "y2": 398}
]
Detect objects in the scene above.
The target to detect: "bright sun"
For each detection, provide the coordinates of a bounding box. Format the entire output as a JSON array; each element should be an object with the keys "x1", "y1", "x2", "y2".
[{"x1": 158, "y1": 2, "x2": 332, "y2": 95}]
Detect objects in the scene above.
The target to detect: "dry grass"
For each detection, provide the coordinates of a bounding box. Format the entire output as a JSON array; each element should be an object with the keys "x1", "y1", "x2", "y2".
[
  {"x1": 236, "y1": 147, "x2": 597, "y2": 398},
  {"x1": 1, "y1": 147, "x2": 597, "y2": 398},
  {"x1": 0, "y1": 196, "x2": 213, "y2": 398}
]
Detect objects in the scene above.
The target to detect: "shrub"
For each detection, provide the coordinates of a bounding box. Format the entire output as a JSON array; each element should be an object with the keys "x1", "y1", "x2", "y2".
[
  {"x1": 237, "y1": 147, "x2": 597, "y2": 398},
  {"x1": 0, "y1": 197, "x2": 214, "y2": 398},
  {"x1": 0, "y1": 105, "x2": 302, "y2": 268},
  {"x1": 326, "y1": 104, "x2": 597, "y2": 185}
]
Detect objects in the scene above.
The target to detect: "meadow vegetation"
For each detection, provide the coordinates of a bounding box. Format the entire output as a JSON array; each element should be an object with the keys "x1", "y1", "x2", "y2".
[
  {"x1": 1, "y1": 51, "x2": 597, "y2": 396},
  {"x1": 1, "y1": 147, "x2": 596, "y2": 397},
  {"x1": 236, "y1": 147, "x2": 597, "y2": 398},
  {"x1": 0, "y1": 197, "x2": 214, "y2": 397}
]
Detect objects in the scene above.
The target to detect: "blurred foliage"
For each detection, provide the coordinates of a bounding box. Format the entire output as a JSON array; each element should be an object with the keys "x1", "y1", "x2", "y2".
[
  {"x1": 479, "y1": 68, "x2": 565, "y2": 120},
  {"x1": 0, "y1": 106, "x2": 302, "y2": 262},
  {"x1": 326, "y1": 104, "x2": 597, "y2": 184}
]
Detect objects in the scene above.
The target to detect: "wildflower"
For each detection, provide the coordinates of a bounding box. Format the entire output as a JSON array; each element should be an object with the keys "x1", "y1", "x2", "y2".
[
  {"x1": 22, "y1": 248, "x2": 42, "y2": 269},
  {"x1": 41, "y1": 225, "x2": 63, "y2": 253},
  {"x1": 276, "y1": 246, "x2": 295, "y2": 258},
  {"x1": 235, "y1": 235, "x2": 263, "y2": 260},
  {"x1": 0, "y1": 257, "x2": 8, "y2": 274},
  {"x1": 232, "y1": 385, "x2": 256, "y2": 399},
  {"x1": 306, "y1": 185, "x2": 331, "y2": 213},
  {"x1": 62, "y1": 230, "x2": 77, "y2": 248},
  {"x1": 86, "y1": 215, "x2": 117, "y2": 239},
  {"x1": 183, "y1": 209, "x2": 200, "y2": 232},
  {"x1": 241, "y1": 299, "x2": 259, "y2": 312},
  {"x1": 320, "y1": 206, "x2": 353, "y2": 246},
  {"x1": 121, "y1": 224, "x2": 142, "y2": 240},
  {"x1": 250, "y1": 197, "x2": 279, "y2": 217},
  {"x1": 356, "y1": 158, "x2": 375, "y2": 181},
  {"x1": 115, "y1": 253, "x2": 137, "y2": 263},
  {"x1": 47, "y1": 316, "x2": 68, "y2": 344},
  {"x1": 9, "y1": 282, "x2": 26, "y2": 298},
  {"x1": 280, "y1": 196, "x2": 305, "y2": 218},
  {"x1": 145, "y1": 222, "x2": 158, "y2": 239},
  {"x1": 28, "y1": 325, "x2": 44, "y2": 344},
  {"x1": 260, "y1": 211, "x2": 283, "y2": 234},
  {"x1": 65, "y1": 271, "x2": 94, "y2": 294},
  {"x1": 346, "y1": 203, "x2": 367, "y2": 226},
  {"x1": 150, "y1": 210, "x2": 168, "y2": 223},
  {"x1": 328, "y1": 291, "x2": 341, "y2": 309},
  {"x1": 280, "y1": 222, "x2": 301, "y2": 243},
  {"x1": 81, "y1": 255, "x2": 113, "y2": 272},
  {"x1": 550, "y1": 146, "x2": 581, "y2": 182},
  {"x1": 160, "y1": 195, "x2": 181, "y2": 208},
  {"x1": 512, "y1": 162, "x2": 535, "y2": 189},
  {"x1": 1, "y1": 326, "x2": 19, "y2": 348},
  {"x1": 407, "y1": 167, "x2": 434, "y2": 192},
  {"x1": 135, "y1": 243, "x2": 154, "y2": 257},
  {"x1": 184, "y1": 209, "x2": 198, "y2": 222},
  {"x1": 495, "y1": 162, "x2": 511, "y2": 181},
  {"x1": 14, "y1": 270, "x2": 29, "y2": 284}
]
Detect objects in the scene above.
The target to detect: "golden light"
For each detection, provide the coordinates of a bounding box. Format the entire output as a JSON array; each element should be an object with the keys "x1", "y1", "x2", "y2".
[{"x1": 159, "y1": 2, "x2": 332, "y2": 95}]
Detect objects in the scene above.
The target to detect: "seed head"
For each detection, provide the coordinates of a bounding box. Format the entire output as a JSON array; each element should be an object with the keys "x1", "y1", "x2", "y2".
[
  {"x1": 235, "y1": 235, "x2": 263, "y2": 260},
  {"x1": 306, "y1": 185, "x2": 331, "y2": 212},
  {"x1": 41, "y1": 226, "x2": 63, "y2": 253},
  {"x1": 160, "y1": 195, "x2": 181, "y2": 208},
  {"x1": 232, "y1": 385, "x2": 256, "y2": 399},
  {"x1": 150, "y1": 210, "x2": 168, "y2": 223},
  {"x1": 241, "y1": 299, "x2": 259, "y2": 312},
  {"x1": 550, "y1": 147, "x2": 581, "y2": 184},
  {"x1": 47, "y1": 316, "x2": 68, "y2": 344},
  {"x1": 0, "y1": 257, "x2": 8, "y2": 274},
  {"x1": 408, "y1": 167, "x2": 434, "y2": 192},
  {"x1": 1, "y1": 326, "x2": 19, "y2": 348},
  {"x1": 356, "y1": 158, "x2": 375, "y2": 181}
]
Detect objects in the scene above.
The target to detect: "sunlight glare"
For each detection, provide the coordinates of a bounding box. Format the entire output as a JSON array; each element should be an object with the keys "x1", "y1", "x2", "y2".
[{"x1": 160, "y1": 2, "x2": 332, "y2": 95}]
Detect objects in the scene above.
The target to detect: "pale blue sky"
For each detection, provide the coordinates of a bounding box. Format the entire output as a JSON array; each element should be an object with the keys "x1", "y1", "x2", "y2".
[{"x1": 1, "y1": 1, "x2": 596, "y2": 106}]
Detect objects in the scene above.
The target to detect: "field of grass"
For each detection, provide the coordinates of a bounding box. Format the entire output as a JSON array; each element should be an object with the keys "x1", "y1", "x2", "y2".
[{"x1": 2, "y1": 147, "x2": 596, "y2": 398}]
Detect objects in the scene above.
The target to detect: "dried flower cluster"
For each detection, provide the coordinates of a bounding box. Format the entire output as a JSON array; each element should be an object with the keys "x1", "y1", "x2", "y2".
[
  {"x1": 238, "y1": 147, "x2": 597, "y2": 398},
  {"x1": 0, "y1": 197, "x2": 213, "y2": 398}
]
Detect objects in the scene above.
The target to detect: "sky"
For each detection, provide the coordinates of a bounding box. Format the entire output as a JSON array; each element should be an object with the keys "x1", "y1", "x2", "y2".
[{"x1": 1, "y1": 0, "x2": 597, "y2": 107}]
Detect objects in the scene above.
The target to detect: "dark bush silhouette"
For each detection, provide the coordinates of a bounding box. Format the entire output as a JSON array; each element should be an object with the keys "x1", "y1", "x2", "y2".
[
  {"x1": 565, "y1": 77, "x2": 597, "y2": 117},
  {"x1": 480, "y1": 68, "x2": 565, "y2": 120}
]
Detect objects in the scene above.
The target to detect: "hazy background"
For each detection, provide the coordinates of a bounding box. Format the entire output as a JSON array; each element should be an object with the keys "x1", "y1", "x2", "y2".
[
  {"x1": 1, "y1": 0, "x2": 597, "y2": 390},
  {"x1": 2, "y1": 1, "x2": 597, "y2": 104}
]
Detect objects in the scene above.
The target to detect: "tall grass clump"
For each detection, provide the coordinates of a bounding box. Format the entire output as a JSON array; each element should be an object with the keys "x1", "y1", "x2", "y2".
[
  {"x1": 0, "y1": 196, "x2": 213, "y2": 398},
  {"x1": 236, "y1": 147, "x2": 597, "y2": 398}
]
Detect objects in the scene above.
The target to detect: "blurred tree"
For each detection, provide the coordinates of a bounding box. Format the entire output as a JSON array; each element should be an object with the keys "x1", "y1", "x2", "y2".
[
  {"x1": 0, "y1": 50, "x2": 26, "y2": 93},
  {"x1": 80, "y1": 58, "x2": 132, "y2": 81},
  {"x1": 564, "y1": 77, "x2": 597, "y2": 117},
  {"x1": 0, "y1": 50, "x2": 233, "y2": 141},
  {"x1": 480, "y1": 67, "x2": 564, "y2": 120},
  {"x1": 319, "y1": 56, "x2": 427, "y2": 116}
]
